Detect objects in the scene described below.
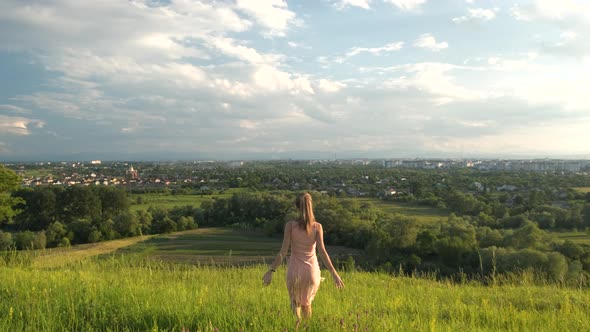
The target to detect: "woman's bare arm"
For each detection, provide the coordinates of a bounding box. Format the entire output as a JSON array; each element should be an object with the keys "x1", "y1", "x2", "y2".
[
  {"x1": 263, "y1": 222, "x2": 292, "y2": 285},
  {"x1": 271, "y1": 221, "x2": 292, "y2": 270},
  {"x1": 316, "y1": 223, "x2": 344, "y2": 288}
]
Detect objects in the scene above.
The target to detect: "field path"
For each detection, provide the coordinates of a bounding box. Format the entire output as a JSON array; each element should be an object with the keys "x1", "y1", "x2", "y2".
[{"x1": 32, "y1": 234, "x2": 155, "y2": 268}]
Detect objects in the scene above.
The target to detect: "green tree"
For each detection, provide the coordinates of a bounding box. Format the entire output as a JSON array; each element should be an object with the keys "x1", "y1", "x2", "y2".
[
  {"x1": 59, "y1": 187, "x2": 101, "y2": 223},
  {"x1": 136, "y1": 210, "x2": 153, "y2": 234},
  {"x1": 0, "y1": 230, "x2": 13, "y2": 250},
  {"x1": 97, "y1": 187, "x2": 129, "y2": 220},
  {"x1": 504, "y1": 220, "x2": 548, "y2": 250},
  {"x1": 583, "y1": 203, "x2": 590, "y2": 229},
  {"x1": 0, "y1": 165, "x2": 23, "y2": 224},
  {"x1": 13, "y1": 187, "x2": 57, "y2": 230},
  {"x1": 46, "y1": 222, "x2": 67, "y2": 247},
  {"x1": 33, "y1": 231, "x2": 47, "y2": 249},
  {"x1": 88, "y1": 229, "x2": 102, "y2": 243},
  {"x1": 113, "y1": 212, "x2": 140, "y2": 237},
  {"x1": 14, "y1": 231, "x2": 36, "y2": 250}
]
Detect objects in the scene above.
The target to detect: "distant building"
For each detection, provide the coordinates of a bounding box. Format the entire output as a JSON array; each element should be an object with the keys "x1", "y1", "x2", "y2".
[
  {"x1": 383, "y1": 160, "x2": 401, "y2": 168},
  {"x1": 228, "y1": 161, "x2": 244, "y2": 168},
  {"x1": 126, "y1": 165, "x2": 139, "y2": 180},
  {"x1": 91, "y1": 160, "x2": 101, "y2": 165}
]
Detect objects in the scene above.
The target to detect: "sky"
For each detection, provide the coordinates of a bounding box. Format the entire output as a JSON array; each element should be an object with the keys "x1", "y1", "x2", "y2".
[{"x1": 0, "y1": 0, "x2": 589, "y2": 161}]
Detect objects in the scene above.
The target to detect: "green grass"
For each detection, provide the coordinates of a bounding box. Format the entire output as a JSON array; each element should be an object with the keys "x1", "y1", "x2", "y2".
[
  {"x1": 32, "y1": 234, "x2": 156, "y2": 269},
  {"x1": 129, "y1": 188, "x2": 244, "y2": 212},
  {"x1": 555, "y1": 231, "x2": 590, "y2": 245},
  {"x1": 117, "y1": 228, "x2": 360, "y2": 266},
  {"x1": 2, "y1": 228, "x2": 590, "y2": 331},
  {"x1": 16, "y1": 169, "x2": 55, "y2": 178},
  {"x1": 350, "y1": 198, "x2": 449, "y2": 224},
  {"x1": 2, "y1": 255, "x2": 589, "y2": 331}
]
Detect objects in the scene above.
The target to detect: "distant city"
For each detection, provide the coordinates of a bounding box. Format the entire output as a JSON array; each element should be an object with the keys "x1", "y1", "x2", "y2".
[{"x1": 4, "y1": 158, "x2": 590, "y2": 189}]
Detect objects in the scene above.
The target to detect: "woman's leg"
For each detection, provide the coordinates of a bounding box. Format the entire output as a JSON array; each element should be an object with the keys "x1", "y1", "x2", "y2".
[
  {"x1": 291, "y1": 300, "x2": 301, "y2": 319},
  {"x1": 301, "y1": 305, "x2": 312, "y2": 319}
]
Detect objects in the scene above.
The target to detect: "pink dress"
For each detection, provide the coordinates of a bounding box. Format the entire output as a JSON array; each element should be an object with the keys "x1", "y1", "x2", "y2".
[{"x1": 286, "y1": 222, "x2": 321, "y2": 306}]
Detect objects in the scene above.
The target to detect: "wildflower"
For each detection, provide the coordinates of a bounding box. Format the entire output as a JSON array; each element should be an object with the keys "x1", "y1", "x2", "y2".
[{"x1": 9, "y1": 307, "x2": 13, "y2": 319}]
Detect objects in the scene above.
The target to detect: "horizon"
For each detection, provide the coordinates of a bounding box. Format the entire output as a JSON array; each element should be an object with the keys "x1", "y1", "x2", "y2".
[
  {"x1": 1, "y1": 0, "x2": 589, "y2": 159},
  {"x1": 4, "y1": 154, "x2": 590, "y2": 163}
]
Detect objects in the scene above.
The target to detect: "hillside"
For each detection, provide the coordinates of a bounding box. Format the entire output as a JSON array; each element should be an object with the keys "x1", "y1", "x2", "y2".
[{"x1": 1, "y1": 229, "x2": 589, "y2": 331}]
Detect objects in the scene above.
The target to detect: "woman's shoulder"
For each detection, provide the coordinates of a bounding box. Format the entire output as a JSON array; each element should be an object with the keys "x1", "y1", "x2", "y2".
[{"x1": 313, "y1": 222, "x2": 323, "y2": 230}]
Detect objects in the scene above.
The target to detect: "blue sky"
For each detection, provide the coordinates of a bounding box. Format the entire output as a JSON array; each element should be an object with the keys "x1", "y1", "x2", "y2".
[{"x1": 0, "y1": 0, "x2": 589, "y2": 160}]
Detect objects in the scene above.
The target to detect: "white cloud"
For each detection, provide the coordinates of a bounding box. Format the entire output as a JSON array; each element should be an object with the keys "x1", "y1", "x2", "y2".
[
  {"x1": 510, "y1": 4, "x2": 532, "y2": 21},
  {"x1": 560, "y1": 30, "x2": 579, "y2": 42},
  {"x1": 318, "y1": 79, "x2": 347, "y2": 92},
  {"x1": 384, "y1": 62, "x2": 487, "y2": 102},
  {"x1": 453, "y1": 8, "x2": 497, "y2": 24},
  {"x1": 253, "y1": 65, "x2": 314, "y2": 94},
  {"x1": 0, "y1": 104, "x2": 31, "y2": 114},
  {"x1": 413, "y1": 34, "x2": 448, "y2": 51},
  {"x1": 510, "y1": 0, "x2": 590, "y2": 22},
  {"x1": 0, "y1": 115, "x2": 45, "y2": 135},
  {"x1": 334, "y1": 0, "x2": 371, "y2": 10},
  {"x1": 239, "y1": 119, "x2": 258, "y2": 129},
  {"x1": 235, "y1": 0, "x2": 297, "y2": 37},
  {"x1": 1, "y1": 0, "x2": 589, "y2": 158},
  {"x1": 346, "y1": 42, "x2": 404, "y2": 57},
  {"x1": 335, "y1": 42, "x2": 404, "y2": 63},
  {"x1": 136, "y1": 33, "x2": 207, "y2": 60},
  {"x1": 208, "y1": 37, "x2": 283, "y2": 65},
  {"x1": 384, "y1": 0, "x2": 427, "y2": 11}
]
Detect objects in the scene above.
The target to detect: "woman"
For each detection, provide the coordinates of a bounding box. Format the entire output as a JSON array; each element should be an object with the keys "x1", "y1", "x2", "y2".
[{"x1": 263, "y1": 192, "x2": 344, "y2": 320}]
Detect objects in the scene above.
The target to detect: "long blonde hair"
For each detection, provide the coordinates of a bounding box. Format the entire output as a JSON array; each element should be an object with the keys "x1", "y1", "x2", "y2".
[{"x1": 296, "y1": 192, "x2": 316, "y2": 234}]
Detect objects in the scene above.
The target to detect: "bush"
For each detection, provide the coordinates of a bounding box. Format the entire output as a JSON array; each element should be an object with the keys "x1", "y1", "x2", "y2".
[
  {"x1": 33, "y1": 231, "x2": 47, "y2": 250},
  {"x1": 58, "y1": 237, "x2": 71, "y2": 248},
  {"x1": 88, "y1": 229, "x2": 102, "y2": 243},
  {"x1": 14, "y1": 231, "x2": 36, "y2": 250},
  {"x1": 0, "y1": 230, "x2": 13, "y2": 250}
]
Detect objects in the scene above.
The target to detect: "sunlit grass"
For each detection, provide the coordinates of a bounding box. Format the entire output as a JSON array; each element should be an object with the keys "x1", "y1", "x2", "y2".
[
  {"x1": 32, "y1": 235, "x2": 155, "y2": 269},
  {"x1": 117, "y1": 228, "x2": 360, "y2": 266},
  {"x1": 350, "y1": 197, "x2": 449, "y2": 224},
  {"x1": 555, "y1": 231, "x2": 590, "y2": 245},
  {"x1": 1, "y1": 254, "x2": 589, "y2": 331},
  {"x1": 129, "y1": 189, "x2": 244, "y2": 212}
]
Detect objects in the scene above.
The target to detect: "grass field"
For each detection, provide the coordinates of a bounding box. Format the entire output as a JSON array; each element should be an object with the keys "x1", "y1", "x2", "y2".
[
  {"x1": 350, "y1": 197, "x2": 449, "y2": 224},
  {"x1": 2, "y1": 230, "x2": 590, "y2": 331},
  {"x1": 16, "y1": 168, "x2": 55, "y2": 178},
  {"x1": 32, "y1": 235, "x2": 156, "y2": 269},
  {"x1": 129, "y1": 188, "x2": 244, "y2": 212},
  {"x1": 555, "y1": 231, "x2": 590, "y2": 245},
  {"x1": 573, "y1": 187, "x2": 590, "y2": 193},
  {"x1": 117, "y1": 228, "x2": 360, "y2": 266}
]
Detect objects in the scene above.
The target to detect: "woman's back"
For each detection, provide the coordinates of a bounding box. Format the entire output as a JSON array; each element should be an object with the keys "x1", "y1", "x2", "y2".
[
  {"x1": 290, "y1": 222, "x2": 318, "y2": 261},
  {"x1": 262, "y1": 192, "x2": 343, "y2": 321},
  {"x1": 287, "y1": 222, "x2": 321, "y2": 307}
]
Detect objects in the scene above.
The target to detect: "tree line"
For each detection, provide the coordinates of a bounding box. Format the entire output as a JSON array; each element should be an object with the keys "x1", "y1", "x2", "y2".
[
  {"x1": 2, "y1": 164, "x2": 590, "y2": 285},
  {"x1": 0, "y1": 182, "x2": 199, "y2": 250}
]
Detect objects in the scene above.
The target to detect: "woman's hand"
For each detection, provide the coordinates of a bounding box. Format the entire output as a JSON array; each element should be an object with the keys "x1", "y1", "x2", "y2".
[
  {"x1": 263, "y1": 270, "x2": 273, "y2": 286},
  {"x1": 332, "y1": 272, "x2": 345, "y2": 289}
]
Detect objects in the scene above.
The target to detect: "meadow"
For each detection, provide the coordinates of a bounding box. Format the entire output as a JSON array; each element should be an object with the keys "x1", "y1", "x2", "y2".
[
  {"x1": 555, "y1": 231, "x2": 590, "y2": 245},
  {"x1": 115, "y1": 228, "x2": 360, "y2": 266},
  {"x1": 351, "y1": 198, "x2": 449, "y2": 225},
  {"x1": 129, "y1": 189, "x2": 244, "y2": 212},
  {"x1": 2, "y1": 229, "x2": 590, "y2": 331},
  {"x1": 573, "y1": 187, "x2": 590, "y2": 193}
]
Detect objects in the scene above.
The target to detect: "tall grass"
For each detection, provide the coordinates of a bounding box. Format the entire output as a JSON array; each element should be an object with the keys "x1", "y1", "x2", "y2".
[{"x1": 1, "y1": 254, "x2": 589, "y2": 331}]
